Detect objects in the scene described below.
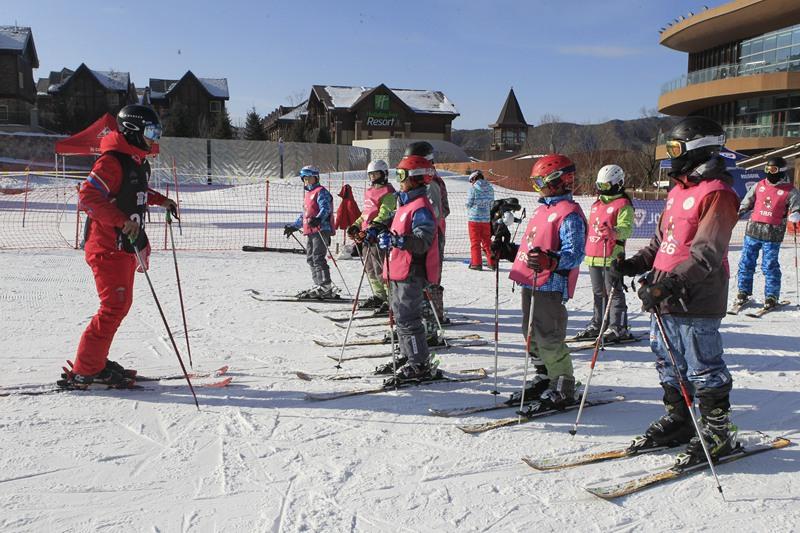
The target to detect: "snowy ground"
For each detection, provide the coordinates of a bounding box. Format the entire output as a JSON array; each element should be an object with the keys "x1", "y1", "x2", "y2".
[{"x1": 1, "y1": 245, "x2": 799, "y2": 532}]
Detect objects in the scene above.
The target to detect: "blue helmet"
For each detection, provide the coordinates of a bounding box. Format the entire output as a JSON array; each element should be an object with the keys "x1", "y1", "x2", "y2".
[{"x1": 299, "y1": 165, "x2": 320, "y2": 180}]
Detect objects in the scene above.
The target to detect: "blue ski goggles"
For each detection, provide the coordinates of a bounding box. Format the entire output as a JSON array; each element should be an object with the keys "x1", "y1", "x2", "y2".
[{"x1": 143, "y1": 124, "x2": 162, "y2": 142}]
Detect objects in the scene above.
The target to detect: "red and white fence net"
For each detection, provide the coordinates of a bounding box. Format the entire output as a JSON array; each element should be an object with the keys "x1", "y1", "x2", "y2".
[{"x1": 1, "y1": 169, "x2": 751, "y2": 254}]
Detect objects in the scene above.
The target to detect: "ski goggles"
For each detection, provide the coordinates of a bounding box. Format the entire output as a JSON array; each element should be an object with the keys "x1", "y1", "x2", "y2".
[
  {"x1": 530, "y1": 166, "x2": 574, "y2": 192},
  {"x1": 596, "y1": 180, "x2": 614, "y2": 192},
  {"x1": 143, "y1": 124, "x2": 162, "y2": 142},
  {"x1": 764, "y1": 164, "x2": 787, "y2": 174},
  {"x1": 665, "y1": 134, "x2": 726, "y2": 159},
  {"x1": 395, "y1": 167, "x2": 430, "y2": 183}
]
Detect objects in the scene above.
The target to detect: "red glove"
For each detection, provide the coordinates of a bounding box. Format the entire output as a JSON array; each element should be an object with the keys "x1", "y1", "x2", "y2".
[
  {"x1": 597, "y1": 222, "x2": 614, "y2": 239},
  {"x1": 526, "y1": 248, "x2": 558, "y2": 273}
]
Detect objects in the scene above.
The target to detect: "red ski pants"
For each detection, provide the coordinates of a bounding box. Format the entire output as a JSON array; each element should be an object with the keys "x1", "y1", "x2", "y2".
[
  {"x1": 73, "y1": 251, "x2": 137, "y2": 376},
  {"x1": 468, "y1": 221, "x2": 495, "y2": 268}
]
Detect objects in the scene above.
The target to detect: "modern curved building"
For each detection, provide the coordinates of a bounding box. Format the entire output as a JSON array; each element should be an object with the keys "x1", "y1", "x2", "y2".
[{"x1": 657, "y1": 0, "x2": 800, "y2": 161}]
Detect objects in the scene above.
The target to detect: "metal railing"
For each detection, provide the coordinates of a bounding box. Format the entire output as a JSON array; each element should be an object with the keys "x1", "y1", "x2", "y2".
[
  {"x1": 661, "y1": 59, "x2": 800, "y2": 94},
  {"x1": 658, "y1": 122, "x2": 800, "y2": 144}
]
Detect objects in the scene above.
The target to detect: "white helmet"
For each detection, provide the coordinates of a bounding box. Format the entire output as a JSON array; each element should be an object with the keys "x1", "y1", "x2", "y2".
[
  {"x1": 596, "y1": 164, "x2": 625, "y2": 188},
  {"x1": 367, "y1": 160, "x2": 389, "y2": 175}
]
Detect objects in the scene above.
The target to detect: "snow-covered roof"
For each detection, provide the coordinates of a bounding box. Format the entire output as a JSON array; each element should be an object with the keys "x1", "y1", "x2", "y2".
[
  {"x1": 0, "y1": 26, "x2": 31, "y2": 51},
  {"x1": 279, "y1": 101, "x2": 308, "y2": 121},
  {"x1": 315, "y1": 85, "x2": 459, "y2": 115},
  {"x1": 91, "y1": 69, "x2": 130, "y2": 91},
  {"x1": 199, "y1": 78, "x2": 229, "y2": 99}
]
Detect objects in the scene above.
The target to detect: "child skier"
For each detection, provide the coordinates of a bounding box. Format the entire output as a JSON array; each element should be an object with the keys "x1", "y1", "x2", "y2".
[
  {"x1": 734, "y1": 156, "x2": 800, "y2": 310},
  {"x1": 373, "y1": 154, "x2": 440, "y2": 381},
  {"x1": 493, "y1": 154, "x2": 587, "y2": 409},
  {"x1": 284, "y1": 166, "x2": 336, "y2": 299},
  {"x1": 347, "y1": 160, "x2": 397, "y2": 312},
  {"x1": 466, "y1": 170, "x2": 496, "y2": 270},
  {"x1": 611, "y1": 116, "x2": 740, "y2": 464},
  {"x1": 63, "y1": 105, "x2": 176, "y2": 389},
  {"x1": 574, "y1": 164, "x2": 634, "y2": 342}
]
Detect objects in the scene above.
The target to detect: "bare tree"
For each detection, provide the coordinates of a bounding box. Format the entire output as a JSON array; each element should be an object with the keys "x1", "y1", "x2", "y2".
[
  {"x1": 571, "y1": 122, "x2": 604, "y2": 192},
  {"x1": 286, "y1": 90, "x2": 308, "y2": 107},
  {"x1": 537, "y1": 113, "x2": 567, "y2": 154}
]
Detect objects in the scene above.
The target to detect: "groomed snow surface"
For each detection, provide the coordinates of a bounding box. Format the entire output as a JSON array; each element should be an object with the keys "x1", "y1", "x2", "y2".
[{"x1": 1, "y1": 246, "x2": 799, "y2": 532}]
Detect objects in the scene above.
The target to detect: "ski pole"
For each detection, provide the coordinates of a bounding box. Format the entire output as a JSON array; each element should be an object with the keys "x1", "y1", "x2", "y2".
[
  {"x1": 289, "y1": 232, "x2": 307, "y2": 253},
  {"x1": 794, "y1": 225, "x2": 798, "y2": 308},
  {"x1": 166, "y1": 211, "x2": 193, "y2": 368},
  {"x1": 511, "y1": 208, "x2": 526, "y2": 294},
  {"x1": 129, "y1": 236, "x2": 199, "y2": 411},
  {"x1": 648, "y1": 291, "x2": 725, "y2": 499},
  {"x1": 424, "y1": 287, "x2": 448, "y2": 349},
  {"x1": 492, "y1": 245, "x2": 501, "y2": 402},
  {"x1": 318, "y1": 232, "x2": 352, "y2": 297},
  {"x1": 356, "y1": 240, "x2": 377, "y2": 299},
  {"x1": 599, "y1": 236, "x2": 610, "y2": 350},
  {"x1": 570, "y1": 285, "x2": 616, "y2": 436},
  {"x1": 334, "y1": 246, "x2": 372, "y2": 371},
  {"x1": 384, "y1": 248, "x2": 398, "y2": 389},
  {"x1": 518, "y1": 270, "x2": 539, "y2": 424}
]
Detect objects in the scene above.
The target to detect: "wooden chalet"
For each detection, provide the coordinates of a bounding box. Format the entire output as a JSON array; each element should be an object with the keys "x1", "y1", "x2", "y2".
[
  {"x1": 0, "y1": 26, "x2": 39, "y2": 126},
  {"x1": 148, "y1": 71, "x2": 229, "y2": 135}
]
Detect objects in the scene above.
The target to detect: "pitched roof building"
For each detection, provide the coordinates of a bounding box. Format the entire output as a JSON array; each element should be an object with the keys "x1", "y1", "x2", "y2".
[
  {"x1": 265, "y1": 84, "x2": 459, "y2": 144},
  {"x1": 0, "y1": 25, "x2": 39, "y2": 126},
  {"x1": 147, "y1": 71, "x2": 230, "y2": 137},
  {"x1": 490, "y1": 88, "x2": 529, "y2": 152}
]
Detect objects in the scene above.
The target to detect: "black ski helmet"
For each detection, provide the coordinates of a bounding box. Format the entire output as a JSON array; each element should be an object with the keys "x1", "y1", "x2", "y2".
[
  {"x1": 404, "y1": 141, "x2": 435, "y2": 162},
  {"x1": 665, "y1": 116, "x2": 725, "y2": 177},
  {"x1": 117, "y1": 104, "x2": 162, "y2": 151},
  {"x1": 764, "y1": 156, "x2": 788, "y2": 184}
]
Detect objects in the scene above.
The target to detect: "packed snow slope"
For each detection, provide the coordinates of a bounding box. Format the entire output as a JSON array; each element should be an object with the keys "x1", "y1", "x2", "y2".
[{"x1": 1, "y1": 246, "x2": 798, "y2": 532}]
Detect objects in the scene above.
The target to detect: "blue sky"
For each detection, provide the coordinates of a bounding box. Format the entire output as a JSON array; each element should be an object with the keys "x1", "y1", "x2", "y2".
[{"x1": 10, "y1": 0, "x2": 723, "y2": 129}]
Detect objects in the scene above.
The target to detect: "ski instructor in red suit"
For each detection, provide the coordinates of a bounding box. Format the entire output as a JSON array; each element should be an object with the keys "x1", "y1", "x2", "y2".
[{"x1": 63, "y1": 105, "x2": 176, "y2": 389}]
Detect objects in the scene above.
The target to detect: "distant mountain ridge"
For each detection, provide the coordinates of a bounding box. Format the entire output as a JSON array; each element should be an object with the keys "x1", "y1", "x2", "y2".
[{"x1": 452, "y1": 116, "x2": 677, "y2": 156}]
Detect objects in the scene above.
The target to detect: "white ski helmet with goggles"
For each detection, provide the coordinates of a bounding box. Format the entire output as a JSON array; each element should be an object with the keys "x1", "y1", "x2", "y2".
[{"x1": 596, "y1": 164, "x2": 625, "y2": 193}]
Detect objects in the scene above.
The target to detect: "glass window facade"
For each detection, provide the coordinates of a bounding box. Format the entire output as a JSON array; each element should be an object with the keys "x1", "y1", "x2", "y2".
[
  {"x1": 739, "y1": 23, "x2": 800, "y2": 73},
  {"x1": 727, "y1": 91, "x2": 800, "y2": 138}
]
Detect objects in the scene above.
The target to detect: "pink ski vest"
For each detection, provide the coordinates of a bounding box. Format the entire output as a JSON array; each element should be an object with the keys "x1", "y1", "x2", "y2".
[
  {"x1": 653, "y1": 178, "x2": 735, "y2": 274},
  {"x1": 302, "y1": 186, "x2": 334, "y2": 235},
  {"x1": 361, "y1": 184, "x2": 395, "y2": 230},
  {"x1": 509, "y1": 200, "x2": 586, "y2": 298},
  {"x1": 585, "y1": 196, "x2": 630, "y2": 258},
  {"x1": 384, "y1": 194, "x2": 440, "y2": 284},
  {"x1": 750, "y1": 179, "x2": 794, "y2": 225}
]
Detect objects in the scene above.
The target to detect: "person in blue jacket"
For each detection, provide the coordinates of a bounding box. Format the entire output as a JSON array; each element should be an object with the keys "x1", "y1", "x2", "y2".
[{"x1": 465, "y1": 170, "x2": 496, "y2": 270}]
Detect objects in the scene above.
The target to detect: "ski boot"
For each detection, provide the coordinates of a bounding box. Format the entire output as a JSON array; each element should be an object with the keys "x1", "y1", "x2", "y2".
[
  {"x1": 537, "y1": 375, "x2": 577, "y2": 411},
  {"x1": 677, "y1": 387, "x2": 738, "y2": 467},
  {"x1": 106, "y1": 359, "x2": 136, "y2": 379},
  {"x1": 359, "y1": 295, "x2": 384, "y2": 310},
  {"x1": 295, "y1": 285, "x2": 318, "y2": 299},
  {"x1": 385, "y1": 361, "x2": 442, "y2": 386},
  {"x1": 734, "y1": 291, "x2": 750, "y2": 306},
  {"x1": 572, "y1": 325, "x2": 600, "y2": 341},
  {"x1": 639, "y1": 384, "x2": 694, "y2": 448},
  {"x1": 58, "y1": 364, "x2": 136, "y2": 390},
  {"x1": 506, "y1": 369, "x2": 549, "y2": 406},
  {"x1": 602, "y1": 327, "x2": 633, "y2": 344},
  {"x1": 374, "y1": 355, "x2": 408, "y2": 375},
  {"x1": 373, "y1": 301, "x2": 390, "y2": 316},
  {"x1": 303, "y1": 283, "x2": 339, "y2": 300},
  {"x1": 763, "y1": 295, "x2": 779, "y2": 310},
  {"x1": 468, "y1": 264, "x2": 483, "y2": 271}
]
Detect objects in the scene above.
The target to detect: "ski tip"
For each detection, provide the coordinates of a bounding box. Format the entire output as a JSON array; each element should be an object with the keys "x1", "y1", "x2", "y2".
[
  {"x1": 203, "y1": 377, "x2": 233, "y2": 388},
  {"x1": 295, "y1": 371, "x2": 314, "y2": 381}
]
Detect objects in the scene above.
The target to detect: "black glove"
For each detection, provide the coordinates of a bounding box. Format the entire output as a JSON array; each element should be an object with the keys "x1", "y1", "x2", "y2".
[
  {"x1": 347, "y1": 224, "x2": 360, "y2": 237},
  {"x1": 526, "y1": 247, "x2": 558, "y2": 273},
  {"x1": 609, "y1": 252, "x2": 639, "y2": 283},
  {"x1": 637, "y1": 276, "x2": 683, "y2": 312},
  {"x1": 283, "y1": 224, "x2": 298, "y2": 237},
  {"x1": 491, "y1": 240, "x2": 518, "y2": 262},
  {"x1": 307, "y1": 217, "x2": 321, "y2": 228}
]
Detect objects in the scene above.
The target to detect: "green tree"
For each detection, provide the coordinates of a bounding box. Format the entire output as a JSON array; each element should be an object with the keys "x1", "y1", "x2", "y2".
[
  {"x1": 315, "y1": 126, "x2": 331, "y2": 144},
  {"x1": 163, "y1": 103, "x2": 197, "y2": 137},
  {"x1": 211, "y1": 108, "x2": 234, "y2": 139},
  {"x1": 243, "y1": 107, "x2": 266, "y2": 140}
]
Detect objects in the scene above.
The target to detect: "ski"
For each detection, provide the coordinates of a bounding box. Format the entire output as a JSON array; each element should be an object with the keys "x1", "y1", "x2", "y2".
[
  {"x1": 1, "y1": 376, "x2": 233, "y2": 397},
  {"x1": 304, "y1": 369, "x2": 488, "y2": 401},
  {"x1": 584, "y1": 435, "x2": 791, "y2": 499},
  {"x1": 337, "y1": 318, "x2": 481, "y2": 330},
  {"x1": 311, "y1": 308, "x2": 388, "y2": 321},
  {"x1": 313, "y1": 333, "x2": 483, "y2": 348},
  {"x1": 134, "y1": 365, "x2": 230, "y2": 382},
  {"x1": 568, "y1": 335, "x2": 646, "y2": 353},
  {"x1": 325, "y1": 338, "x2": 490, "y2": 362},
  {"x1": 247, "y1": 288, "x2": 354, "y2": 304},
  {"x1": 455, "y1": 395, "x2": 625, "y2": 434},
  {"x1": 744, "y1": 300, "x2": 791, "y2": 318},
  {"x1": 429, "y1": 398, "x2": 539, "y2": 417},
  {"x1": 242, "y1": 245, "x2": 304, "y2": 254},
  {"x1": 726, "y1": 299, "x2": 753, "y2": 315},
  {"x1": 296, "y1": 367, "x2": 486, "y2": 382},
  {"x1": 522, "y1": 437, "x2": 676, "y2": 471}
]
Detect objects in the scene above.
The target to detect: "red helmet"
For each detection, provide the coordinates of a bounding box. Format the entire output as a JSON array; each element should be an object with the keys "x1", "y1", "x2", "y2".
[
  {"x1": 396, "y1": 155, "x2": 435, "y2": 185},
  {"x1": 530, "y1": 154, "x2": 576, "y2": 192}
]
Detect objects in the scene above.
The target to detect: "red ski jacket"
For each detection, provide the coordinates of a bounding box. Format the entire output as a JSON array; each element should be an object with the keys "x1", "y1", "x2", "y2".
[{"x1": 79, "y1": 131, "x2": 167, "y2": 255}]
